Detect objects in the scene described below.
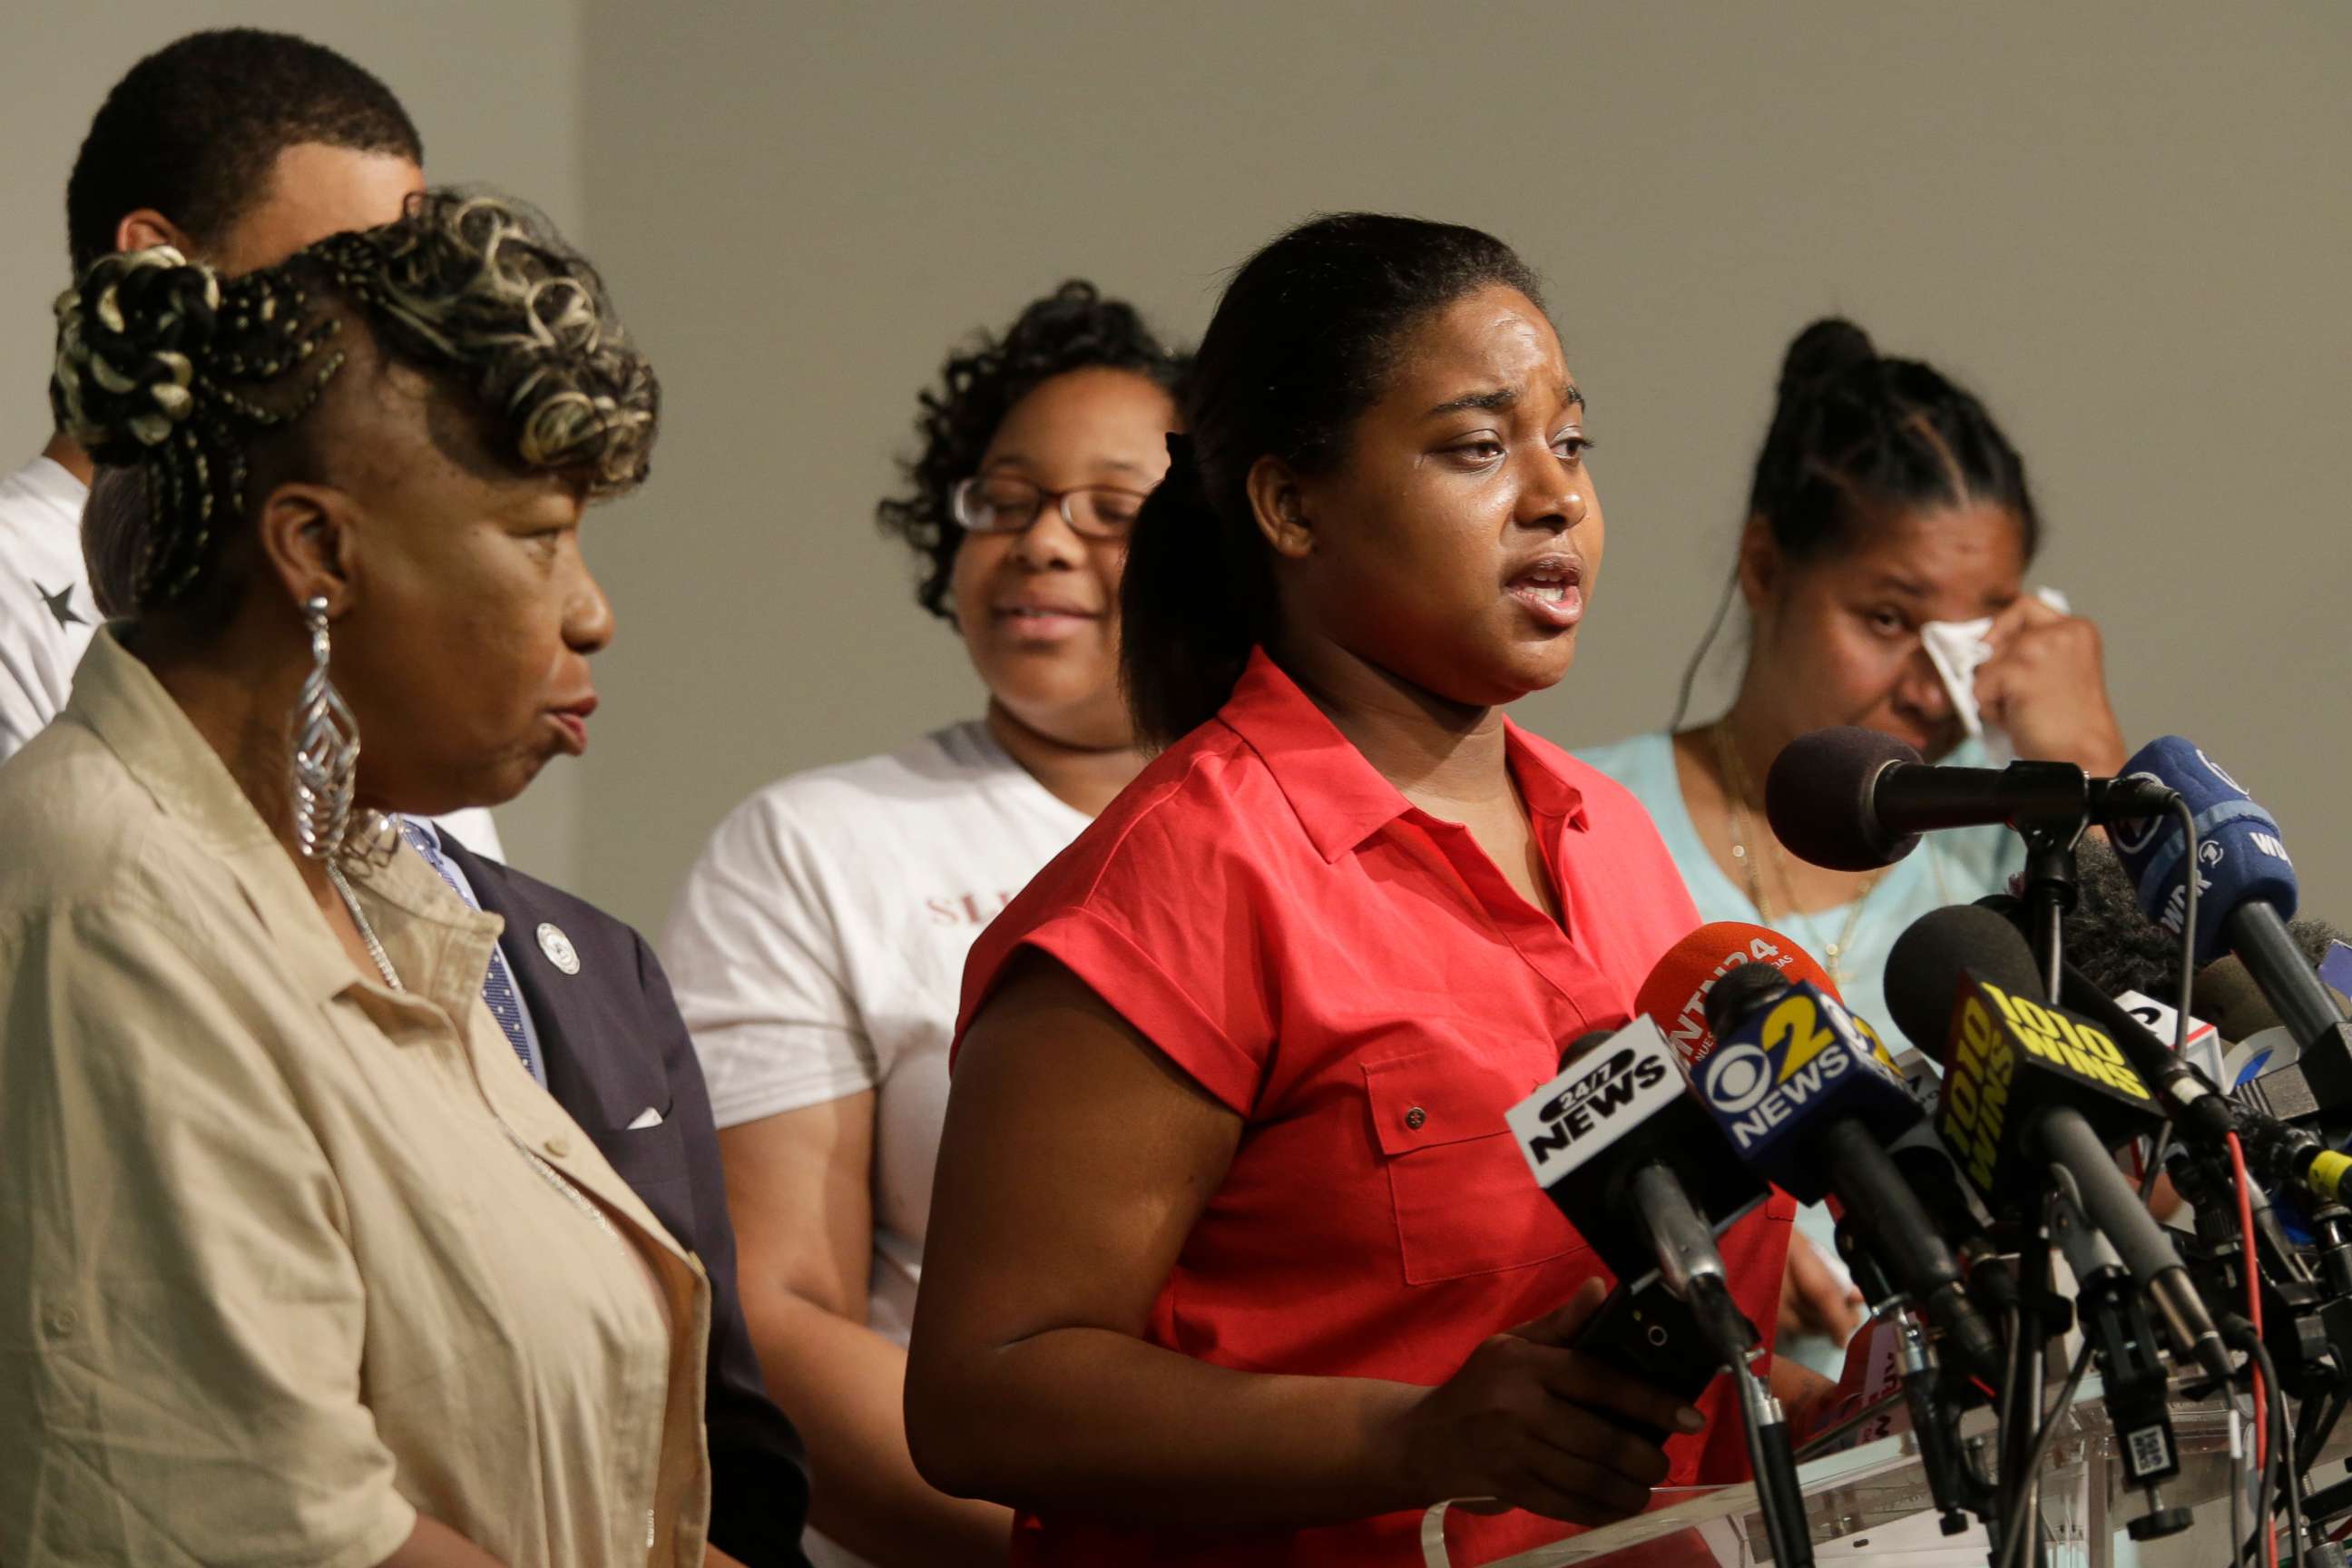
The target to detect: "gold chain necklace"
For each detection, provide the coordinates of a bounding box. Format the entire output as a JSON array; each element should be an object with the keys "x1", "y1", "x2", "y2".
[{"x1": 1710, "y1": 720, "x2": 1886, "y2": 993}]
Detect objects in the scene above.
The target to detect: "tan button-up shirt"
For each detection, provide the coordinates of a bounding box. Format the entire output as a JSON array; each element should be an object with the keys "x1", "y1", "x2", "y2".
[{"x1": 0, "y1": 629, "x2": 711, "y2": 1567}]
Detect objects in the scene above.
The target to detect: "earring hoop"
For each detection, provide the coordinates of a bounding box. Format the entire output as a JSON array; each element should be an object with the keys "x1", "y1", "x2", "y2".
[{"x1": 288, "y1": 594, "x2": 397, "y2": 868}]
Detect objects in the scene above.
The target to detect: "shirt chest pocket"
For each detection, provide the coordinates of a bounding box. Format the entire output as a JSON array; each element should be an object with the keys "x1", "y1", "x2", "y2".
[{"x1": 1361, "y1": 1050, "x2": 1591, "y2": 1285}]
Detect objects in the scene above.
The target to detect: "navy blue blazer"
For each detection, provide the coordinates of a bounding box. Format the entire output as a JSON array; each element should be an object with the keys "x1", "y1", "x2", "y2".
[{"x1": 438, "y1": 835, "x2": 812, "y2": 1568}]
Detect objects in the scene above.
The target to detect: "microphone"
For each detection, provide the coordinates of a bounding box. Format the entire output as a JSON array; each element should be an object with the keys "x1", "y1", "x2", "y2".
[
  {"x1": 1765, "y1": 725, "x2": 2180, "y2": 872},
  {"x1": 1633, "y1": 920, "x2": 1847, "y2": 1066},
  {"x1": 1984, "y1": 869, "x2": 2352, "y2": 1207},
  {"x1": 2104, "y1": 737, "x2": 2352, "y2": 1112},
  {"x1": 1980, "y1": 890, "x2": 2239, "y2": 1150},
  {"x1": 1688, "y1": 957, "x2": 2004, "y2": 1378},
  {"x1": 1506, "y1": 1015, "x2": 1769, "y2": 1370},
  {"x1": 1885, "y1": 905, "x2": 2235, "y2": 1384}
]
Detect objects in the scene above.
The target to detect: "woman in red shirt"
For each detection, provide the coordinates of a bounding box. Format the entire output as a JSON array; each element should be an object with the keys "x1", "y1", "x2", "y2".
[{"x1": 906, "y1": 213, "x2": 1825, "y2": 1565}]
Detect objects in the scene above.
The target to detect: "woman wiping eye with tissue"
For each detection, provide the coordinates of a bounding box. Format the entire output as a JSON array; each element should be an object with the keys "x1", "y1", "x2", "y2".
[{"x1": 1574, "y1": 315, "x2": 2127, "y2": 1376}]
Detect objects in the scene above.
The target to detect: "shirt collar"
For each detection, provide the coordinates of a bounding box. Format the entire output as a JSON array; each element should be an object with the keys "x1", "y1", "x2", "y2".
[
  {"x1": 1217, "y1": 647, "x2": 1587, "y2": 862},
  {"x1": 66, "y1": 626, "x2": 496, "y2": 1005}
]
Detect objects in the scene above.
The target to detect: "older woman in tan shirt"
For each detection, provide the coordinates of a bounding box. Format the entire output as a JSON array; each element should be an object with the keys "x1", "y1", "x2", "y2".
[{"x1": 0, "y1": 194, "x2": 710, "y2": 1566}]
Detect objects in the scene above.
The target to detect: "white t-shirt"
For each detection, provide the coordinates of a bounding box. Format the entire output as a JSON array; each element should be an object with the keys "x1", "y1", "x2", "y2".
[
  {"x1": 662, "y1": 719, "x2": 1092, "y2": 1346},
  {"x1": 0, "y1": 452, "x2": 501, "y2": 858},
  {"x1": 0, "y1": 456, "x2": 98, "y2": 762}
]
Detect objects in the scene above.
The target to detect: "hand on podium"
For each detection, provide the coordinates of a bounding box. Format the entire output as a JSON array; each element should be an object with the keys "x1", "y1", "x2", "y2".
[{"x1": 1398, "y1": 1279, "x2": 1706, "y2": 1526}]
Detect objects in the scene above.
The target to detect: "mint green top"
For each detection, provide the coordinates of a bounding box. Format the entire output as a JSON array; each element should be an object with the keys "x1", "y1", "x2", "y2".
[{"x1": 1573, "y1": 730, "x2": 2025, "y2": 1371}]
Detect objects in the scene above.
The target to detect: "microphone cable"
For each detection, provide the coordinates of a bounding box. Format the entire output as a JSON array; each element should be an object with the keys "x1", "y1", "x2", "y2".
[
  {"x1": 2247, "y1": 1336, "x2": 2307, "y2": 1568},
  {"x1": 2230, "y1": 1130, "x2": 2277, "y2": 1568},
  {"x1": 2137, "y1": 797, "x2": 2202, "y2": 1202},
  {"x1": 1993, "y1": 1333, "x2": 2093, "y2": 1568}
]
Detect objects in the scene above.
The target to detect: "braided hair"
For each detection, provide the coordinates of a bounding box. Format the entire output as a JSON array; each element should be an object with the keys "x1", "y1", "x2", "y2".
[
  {"x1": 1669, "y1": 317, "x2": 2040, "y2": 727},
  {"x1": 54, "y1": 190, "x2": 658, "y2": 622},
  {"x1": 878, "y1": 281, "x2": 1190, "y2": 622}
]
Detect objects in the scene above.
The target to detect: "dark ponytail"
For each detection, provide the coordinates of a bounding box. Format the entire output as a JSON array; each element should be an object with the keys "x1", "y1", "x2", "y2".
[
  {"x1": 1119, "y1": 212, "x2": 1543, "y2": 747},
  {"x1": 1749, "y1": 317, "x2": 2038, "y2": 562},
  {"x1": 1670, "y1": 316, "x2": 2041, "y2": 727}
]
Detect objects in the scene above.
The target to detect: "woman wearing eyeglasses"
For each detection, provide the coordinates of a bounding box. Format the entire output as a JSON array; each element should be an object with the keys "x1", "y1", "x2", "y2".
[{"x1": 662, "y1": 282, "x2": 1191, "y2": 1568}]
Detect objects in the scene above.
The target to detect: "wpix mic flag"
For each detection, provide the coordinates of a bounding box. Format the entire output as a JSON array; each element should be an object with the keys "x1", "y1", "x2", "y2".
[
  {"x1": 1691, "y1": 979, "x2": 1910, "y2": 1200},
  {"x1": 2107, "y1": 736, "x2": 2298, "y2": 963},
  {"x1": 1937, "y1": 972, "x2": 2161, "y2": 1204}
]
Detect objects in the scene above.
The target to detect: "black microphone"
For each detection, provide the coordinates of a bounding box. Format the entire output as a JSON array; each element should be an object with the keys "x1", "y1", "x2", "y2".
[
  {"x1": 1886, "y1": 905, "x2": 2236, "y2": 1384},
  {"x1": 1980, "y1": 889, "x2": 2239, "y2": 1150},
  {"x1": 1984, "y1": 874, "x2": 2352, "y2": 1207},
  {"x1": 1508, "y1": 1016, "x2": 1769, "y2": 1372},
  {"x1": 1686, "y1": 958, "x2": 2004, "y2": 1378},
  {"x1": 1765, "y1": 726, "x2": 2180, "y2": 873}
]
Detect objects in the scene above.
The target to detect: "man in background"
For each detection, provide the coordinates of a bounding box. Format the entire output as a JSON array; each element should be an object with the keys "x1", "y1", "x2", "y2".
[{"x1": 0, "y1": 28, "x2": 432, "y2": 769}]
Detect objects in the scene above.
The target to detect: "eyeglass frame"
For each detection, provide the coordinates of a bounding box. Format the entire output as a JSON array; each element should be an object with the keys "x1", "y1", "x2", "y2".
[{"x1": 948, "y1": 474, "x2": 1152, "y2": 542}]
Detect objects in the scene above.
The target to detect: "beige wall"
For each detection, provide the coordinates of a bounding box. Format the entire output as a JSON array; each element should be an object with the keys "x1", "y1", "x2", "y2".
[
  {"x1": 573, "y1": 0, "x2": 2349, "y2": 937},
  {"x1": 5, "y1": 3, "x2": 2347, "y2": 944},
  {"x1": 0, "y1": 0, "x2": 590, "y2": 878}
]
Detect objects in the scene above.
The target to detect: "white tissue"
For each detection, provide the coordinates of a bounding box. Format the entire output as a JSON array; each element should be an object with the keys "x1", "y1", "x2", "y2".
[{"x1": 1918, "y1": 587, "x2": 2070, "y2": 766}]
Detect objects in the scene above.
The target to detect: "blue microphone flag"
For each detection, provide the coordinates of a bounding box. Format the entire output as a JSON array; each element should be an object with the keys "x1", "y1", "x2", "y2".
[{"x1": 2107, "y1": 736, "x2": 2298, "y2": 964}]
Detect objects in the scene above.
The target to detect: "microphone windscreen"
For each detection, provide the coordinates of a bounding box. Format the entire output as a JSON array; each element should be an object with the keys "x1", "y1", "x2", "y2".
[
  {"x1": 1704, "y1": 960, "x2": 1791, "y2": 1041},
  {"x1": 2106, "y1": 736, "x2": 2299, "y2": 962},
  {"x1": 1766, "y1": 727, "x2": 1925, "y2": 872},
  {"x1": 2193, "y1": 956, "x2": 2281, "y2": 1044},
  {"x1": 1635, "y1": 919, "x2": 1840, "y2": 1065},
  {"x1": 1558, "y1": 1028, "x2": 1616, "y2": 1070},
  {"x1": 1885, "y1": 904, "x2": 2043, "y2": 1053},
  {"x1": 2063, "y1": 837, "x2": 2185, "y2": 999}
]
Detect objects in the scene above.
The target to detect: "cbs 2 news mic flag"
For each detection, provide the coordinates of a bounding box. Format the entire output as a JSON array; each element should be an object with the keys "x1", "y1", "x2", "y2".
[
  {"x1": 1938, "y1": 974, "x2": 2160, "y2": 1204},
  {"x1": 1505, "y1": 1017, "x2": 1766, "y2": 1285},
  {"x1": 1691, "y1": 981, "x2": 1911, "y2": 1200}
]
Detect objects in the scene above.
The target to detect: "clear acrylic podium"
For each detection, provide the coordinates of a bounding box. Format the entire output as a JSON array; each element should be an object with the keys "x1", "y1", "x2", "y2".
[{"x1": 1418, "y1": 1375, "x2": 2349, "y2": 1568}]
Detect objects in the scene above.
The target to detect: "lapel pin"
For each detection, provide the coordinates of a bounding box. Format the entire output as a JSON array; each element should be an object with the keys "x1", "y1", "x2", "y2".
[{"x1": 536, "y1": 922, "x2": 582, "y2": 975}]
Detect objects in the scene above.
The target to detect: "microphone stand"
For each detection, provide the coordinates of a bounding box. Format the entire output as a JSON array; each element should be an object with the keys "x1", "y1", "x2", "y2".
[
  {"x1": 1995, "y1": 1223, "x2": 2061, "y2": 1568},
  {"x1": 1842, "y1": 1240, "x2": 1987, "y2": 1534},
  {"x1": 1629, "y1": 1170, "x2": 1814, "y2": 1568},
  {"x1": 2014, "y1": 813, "x2": 2088, "y2": 1006},
  {"x1": 2047, "y1": 1168, "x2": 2193, "y2": 1542}
]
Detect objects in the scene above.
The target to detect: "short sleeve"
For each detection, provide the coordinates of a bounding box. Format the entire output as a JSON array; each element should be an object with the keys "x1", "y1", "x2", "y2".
[
  {"x1": 0, "y1": 901, "x2": 417, "y2": 1568},
  {"x1": 962, "y1": 797, "x2": 1277, "y2": 1117},
  {"x1": 0, "y1": 584, "x2": 65, "y2": 763},
  {"x1": 663, "y1": 790, "x2": 878, "y2": 1128}
]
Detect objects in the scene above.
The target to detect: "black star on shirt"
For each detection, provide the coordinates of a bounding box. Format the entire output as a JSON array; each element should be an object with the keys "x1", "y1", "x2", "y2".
[{"x1": 34, "y1": 581, "x2": 86, "y2": 631}]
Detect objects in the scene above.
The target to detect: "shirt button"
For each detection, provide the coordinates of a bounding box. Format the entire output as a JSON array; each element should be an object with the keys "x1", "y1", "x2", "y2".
[
  {"x1": 1405, "y1": 1107, "x2": 1427, "y2": 1131},
  {"x1": 544, "y1": 1132, "x2": 573, "y2": 1159},
  {"x1": 44, "y1": 1304, "x2": 77, "y2": 1337}
]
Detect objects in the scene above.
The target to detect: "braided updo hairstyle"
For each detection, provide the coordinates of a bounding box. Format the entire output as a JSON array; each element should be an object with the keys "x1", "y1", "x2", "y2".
[
  {"x1": 1670, "y1": 317, "x2": 2040, "y2": 726},
  {"x1": 54, "y1": 189, "x2": 658, "y2": 625},
  {"x1": 877, "y1": 281, "x2": 1190, "y2": 622}
]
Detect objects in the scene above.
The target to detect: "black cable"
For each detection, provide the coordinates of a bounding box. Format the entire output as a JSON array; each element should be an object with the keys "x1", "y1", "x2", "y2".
[
  {"x1": 2250, "y1": 1338, "x2": 2307, "y2": 1568},
  {"x1": 1994, "y1": 1302, "x2": 2027, "y2": 1561},
  {"x1": 2173, "y1": 796, "x2": 2200, "y2": 1057},
  {"x1": 2141, "y1": 798, "x2": 2200, "y2": 1202},
  {"x1": 2234, "y1": 1369, "x2": 2281, "y2": 1568},
  {"x1": 1996, "y1": 1339, "x2": 2093, "y2": 1568}
]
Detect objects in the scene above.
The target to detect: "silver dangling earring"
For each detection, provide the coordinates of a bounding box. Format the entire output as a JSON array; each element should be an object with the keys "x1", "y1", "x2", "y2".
[{"x1": 289, "y1": 594, "x2": 398, "y2": 869}]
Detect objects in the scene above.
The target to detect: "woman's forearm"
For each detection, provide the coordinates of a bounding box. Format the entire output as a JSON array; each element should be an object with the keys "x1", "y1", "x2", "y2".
[
  {"x1": 906, "y1": 1322, "x2": 1429, "y2": 1531},
  {"x1": 745, "y1": 1287, "x2": 1012, "y2": 1565},
  {"x1": 377, "y1": 1514, "x2": 508, "y2": 1568}
]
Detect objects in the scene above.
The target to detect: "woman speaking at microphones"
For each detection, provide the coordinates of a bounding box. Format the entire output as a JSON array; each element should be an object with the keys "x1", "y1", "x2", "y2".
[
  {"x1": 1575, "y1": 318, "x2": 2132, "y2": 1367},
  {"x1": 905, "y1": 214, "x2": 1813, "y2": 1565}
]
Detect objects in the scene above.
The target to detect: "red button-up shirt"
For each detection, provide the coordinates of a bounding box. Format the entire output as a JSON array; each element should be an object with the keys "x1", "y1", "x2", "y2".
[{"x1": 956, "y1": 650, "x2": 1792, "y2": 1566}]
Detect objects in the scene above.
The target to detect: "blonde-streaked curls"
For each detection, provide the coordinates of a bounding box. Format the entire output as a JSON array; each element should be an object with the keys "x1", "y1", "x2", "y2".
[{"x1": 53, "y1": 188, "x2": 658, "y2": 618}]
